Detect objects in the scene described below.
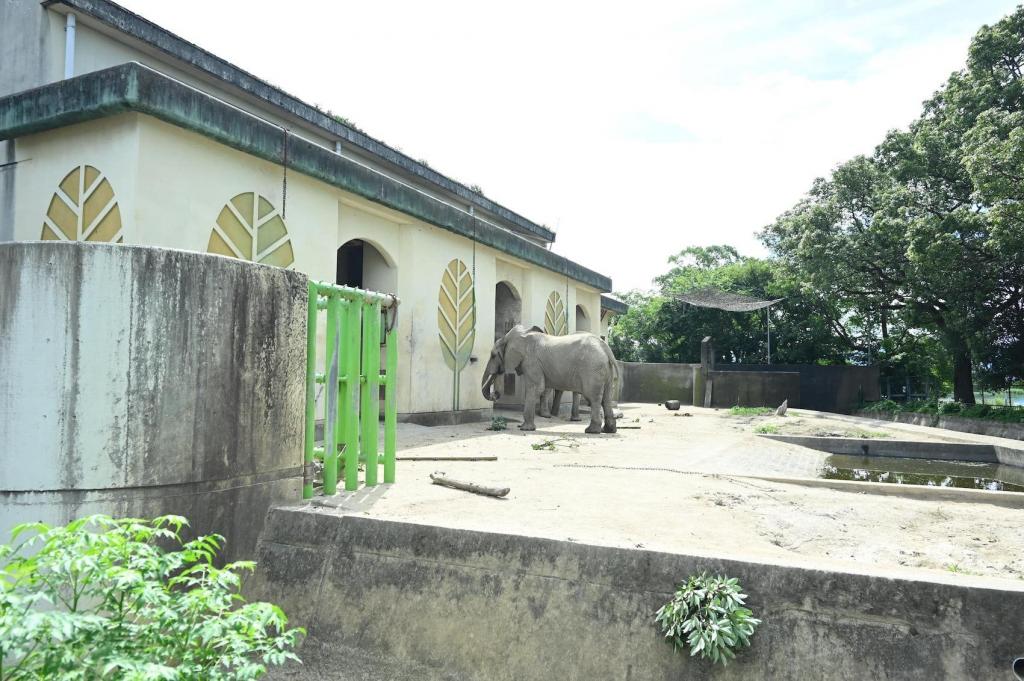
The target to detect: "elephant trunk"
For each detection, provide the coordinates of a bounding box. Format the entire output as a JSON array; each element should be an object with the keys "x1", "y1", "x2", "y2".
[{"x1": 481, "y1": 372, "x2": 503, "y2": 402}]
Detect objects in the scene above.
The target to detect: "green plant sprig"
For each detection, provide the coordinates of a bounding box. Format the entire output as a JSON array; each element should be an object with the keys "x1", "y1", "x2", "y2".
[{"x1": 655, "y1": 572, "x2": 760, "y2": 666}]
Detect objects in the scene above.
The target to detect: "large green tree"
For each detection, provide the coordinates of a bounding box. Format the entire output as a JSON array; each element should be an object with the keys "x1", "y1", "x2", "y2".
[{"x1": 763, "y1": 7, "x2": 1024, "y2": 403}]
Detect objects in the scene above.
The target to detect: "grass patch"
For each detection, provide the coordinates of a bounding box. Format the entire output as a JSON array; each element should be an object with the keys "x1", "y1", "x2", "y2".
[
  {"x1": 754, "y1": 423, "x2": 780, "y2": 434},
  {"x1": 729, "y1": 406, "x2": 774, "y2": 416},
  {"x1": 851, "y1": 429, "x2": 889, "y2": 439}
]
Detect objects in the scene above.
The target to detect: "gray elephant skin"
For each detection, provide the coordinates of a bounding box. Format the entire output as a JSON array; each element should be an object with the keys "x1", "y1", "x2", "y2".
[{"x1": 481, "y1": 326, "x2": 618, "y2": 434}]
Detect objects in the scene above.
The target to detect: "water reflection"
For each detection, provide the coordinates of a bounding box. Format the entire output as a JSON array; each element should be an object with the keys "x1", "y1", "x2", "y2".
[{"x1": 820, "y1": 454, "x2": 1024, "y2": 493}]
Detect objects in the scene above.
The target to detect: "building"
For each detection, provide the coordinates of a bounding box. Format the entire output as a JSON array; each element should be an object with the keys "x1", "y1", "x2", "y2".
[{"x1": 0, "y1": 0, "x2": 625, "y2": 423}]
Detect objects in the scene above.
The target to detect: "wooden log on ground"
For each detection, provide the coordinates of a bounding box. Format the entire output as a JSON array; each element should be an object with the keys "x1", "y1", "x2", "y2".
[{"x1": 430, "y1": 471, "x2": 509, "y2": 498}]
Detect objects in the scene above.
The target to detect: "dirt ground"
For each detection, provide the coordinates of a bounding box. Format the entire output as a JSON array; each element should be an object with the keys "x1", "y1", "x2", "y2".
[{"x1": 313, "y1": 404, "x2": 1024, "y2": 587}]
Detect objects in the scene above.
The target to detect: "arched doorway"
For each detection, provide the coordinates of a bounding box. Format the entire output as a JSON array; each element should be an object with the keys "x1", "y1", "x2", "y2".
[
  {"x1": 495, "y1": 281, "x2": 522, "y2": 407},
  {"x1": 336, "y1": 238, "x2": 397, "y2": 294},
  {"x1": 575, "y1": 304, "x2": 591, "y2": 333}
]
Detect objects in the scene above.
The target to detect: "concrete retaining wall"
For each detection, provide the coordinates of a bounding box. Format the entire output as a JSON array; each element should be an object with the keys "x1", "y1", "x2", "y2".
[
  {"x1": 718, "y1": 364, "x2": 880, "y2": 413},
  {"x1": 709, "y1": 369, "x2": 800, "y2": 409},
  {"x1": 857, "y1": 410, "x2": 1024, "y2": 442},
  {"x1": 617, "y1": 361, "x2": 698, "y2": 404},
  {"x1": 250, "y1": 508, "x2": 1024, "y2": 681},
  {"x1": 0, "y1": 242, "x2": 306, "y2": 559}
]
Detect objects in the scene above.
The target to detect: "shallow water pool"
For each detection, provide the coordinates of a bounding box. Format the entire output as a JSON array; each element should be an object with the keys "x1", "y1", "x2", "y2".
[{"x1": 820, "y1": 454, "x2": 1024, "y2": 493}]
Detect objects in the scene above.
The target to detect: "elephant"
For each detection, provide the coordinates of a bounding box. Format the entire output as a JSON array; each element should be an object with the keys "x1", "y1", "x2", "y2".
[{"x1": 481, "y1": 325, "x2": 618, "y2": 434}]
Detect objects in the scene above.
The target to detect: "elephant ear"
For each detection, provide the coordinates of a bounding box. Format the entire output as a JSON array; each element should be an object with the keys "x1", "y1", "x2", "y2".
[
  {"x1": 527, "y1": 325, "x2": 544, "y2": 334},
  {"x1": 503, "y1": 329, "x2": 530, "y2": 375}
]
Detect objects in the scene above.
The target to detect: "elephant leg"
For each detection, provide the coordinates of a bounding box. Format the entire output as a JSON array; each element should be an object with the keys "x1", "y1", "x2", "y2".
[
  {"x1": 538, "y1": 388, "x2": 553, "y2": 418},
  {"x1": 584, "y1": 389, "x2": 603, "y2": 434},
  {"x1": 521, "y1": 386, "x2": 541, "y2": 431},
  {"x1": 550, "y1": 390, "x2": 563, "y2": 417},
  {"x1": 570, "y1": 392, "x2": 581, "y2": 421},
  {"x1": 602, "y1": 381, "x2": 617, "y2": 433}
]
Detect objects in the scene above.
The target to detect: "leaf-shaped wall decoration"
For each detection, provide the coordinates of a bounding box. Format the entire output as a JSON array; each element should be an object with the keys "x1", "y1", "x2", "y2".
[
  {"x1": 545, "y1": 291, "x2": 568, "y2": 336},
  {"x1": 207, "y1": 192, "x2": 295, "y2": 267},
  {"x1": 437, "y1": 258, "x2": 475, "y2": 410},
  {"x1": 41, "y1": 165, "x2": 124, "y2": 243}
]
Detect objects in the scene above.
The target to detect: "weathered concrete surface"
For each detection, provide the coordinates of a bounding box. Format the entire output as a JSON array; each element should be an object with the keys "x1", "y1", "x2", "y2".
[
  {"x1": 856, "y1": 410, "x2": 1024, "y2": 442},
  {"x1": 251, "y1": 508, "x2": 1024, "y2": 681},
  {"x1": 616, "y1": 361, "x2": 698, "y2": 404},
  {"x1": 0, "y1": 242, "x2": 306, "y2": 558},
  {"x1": 709, "y1": 369, "x2": 800, "y2": 409}
]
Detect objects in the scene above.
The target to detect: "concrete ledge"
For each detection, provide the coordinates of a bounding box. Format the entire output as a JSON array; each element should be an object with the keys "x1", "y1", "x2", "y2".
[
  {"x1": 759, "y1": 435, "x2": 999, "y2": 462},
  {"x1": 856, "y1": 410, "x2": 1024, "y2": 442},
  {"x1": 248, "y1": 508, "x2": 1024, "y2": 680},
  {"x1": 753, "y1": 475, "x2": 1024, "y2": 509},
  {"x1": 398, "y1": 409, "x2": 488, "y2": 427}
]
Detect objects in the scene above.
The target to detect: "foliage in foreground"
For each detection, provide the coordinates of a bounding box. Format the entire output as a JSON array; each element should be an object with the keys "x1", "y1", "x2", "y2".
[
  {"x1": 655, "y1": 573, "x2": 760, "y2": 666},
  {"x1": 0, "y1": 515, "x2": 303, "y2": 680}
]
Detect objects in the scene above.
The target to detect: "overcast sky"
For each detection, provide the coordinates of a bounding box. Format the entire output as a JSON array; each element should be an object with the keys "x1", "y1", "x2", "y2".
[{"x1": 120, "y1": 0, "x2": 1015, "y2": 292}]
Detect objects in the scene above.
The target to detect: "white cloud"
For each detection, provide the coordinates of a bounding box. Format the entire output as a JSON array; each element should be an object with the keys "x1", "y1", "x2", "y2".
[{"x1": 118, "y1": 0, "x2": 1015, "y2": 290}]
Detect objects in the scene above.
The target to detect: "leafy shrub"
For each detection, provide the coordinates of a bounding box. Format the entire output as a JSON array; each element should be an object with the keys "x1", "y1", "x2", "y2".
[
  {"x1": 655, "y1": 573, "x2": 760, "y2": 666},
  {"x1": 0, "y1": 515, "x2": 303, "y2": 680},
  {"x1": 754, "y1": 423, "x2": 779, "y2": 434},
  {"x1": 861, "y1": 399, "x2": 900, "y2": 413},
  {"x1": 488, "y1": 416, "x2": 507, "y2": 431}
]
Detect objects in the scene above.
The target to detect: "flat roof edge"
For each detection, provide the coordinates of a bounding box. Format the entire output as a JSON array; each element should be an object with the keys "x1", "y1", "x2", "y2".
[
  {"x1": 0, "y1": 64, "x2": 612, "y2": 291},
  {"x1": 600, "y1": 295, "x2": 629, "y2": 315},
  {"x1": 46, "y1": 0, "x2": 558, "y2": 244}
]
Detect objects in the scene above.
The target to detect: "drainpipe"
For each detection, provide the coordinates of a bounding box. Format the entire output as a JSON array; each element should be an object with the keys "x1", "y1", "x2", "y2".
[
  {"x1": 64, "y1": 13, "x2": 76, "y2": 79},
  {"x1": 1013, "y1": 656, "x2": 1024, "y2": 680}
]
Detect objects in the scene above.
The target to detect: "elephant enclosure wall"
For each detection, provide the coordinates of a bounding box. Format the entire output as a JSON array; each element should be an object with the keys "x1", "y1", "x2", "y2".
[
  {"x1": 617, "y1": 362, "x2": 699, "y2": 404},
  {"x1": 0, "y1": 242, "x2": 307, "y2": 559},
  {"x1": 618, "y1": 361, "x2": 880, "y2": 413}
]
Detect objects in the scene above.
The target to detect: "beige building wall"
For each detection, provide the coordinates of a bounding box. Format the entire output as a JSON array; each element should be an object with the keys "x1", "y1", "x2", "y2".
[{"x1": 6, "y1": 113, "x2": 604, "y2": 417}]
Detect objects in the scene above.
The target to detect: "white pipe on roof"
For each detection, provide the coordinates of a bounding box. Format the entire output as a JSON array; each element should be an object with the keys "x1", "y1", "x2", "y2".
[{"x1": 64, "y1": 13, "x2": 76, "y2": 79}]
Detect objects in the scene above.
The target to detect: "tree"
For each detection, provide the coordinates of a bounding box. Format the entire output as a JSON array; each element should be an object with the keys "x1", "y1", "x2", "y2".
[{"x1": 764, "y1": 7, "x2": 1024, "y2": 403}]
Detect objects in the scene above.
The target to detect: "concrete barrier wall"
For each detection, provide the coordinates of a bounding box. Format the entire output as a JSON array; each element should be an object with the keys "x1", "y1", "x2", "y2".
[
  {"x1": 0, "y1": 242, "x2": 306, "y2": 559},
  {"x1": 250, "y1": 509, "x2": 1024, "y2": 681},
  {"x1": 718, "y1": 364, "x2": 880, "y2": 413},
  {"x1": 857, "y1": 410, "x2": 1024, "y2": 442},
  {"x1": 709, "y1": 370, "x2": 800, "y2": 409},
  {"x1": 617, "y1": 362, "x2": 698, "y2": 404}
]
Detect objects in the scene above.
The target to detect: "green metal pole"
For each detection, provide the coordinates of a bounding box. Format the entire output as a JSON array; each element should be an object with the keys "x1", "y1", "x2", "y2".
[
  {"x1": 361, "y1": 301, "x2": 381, "y2": 486},
  {"x1": 343, "y1": 298, "x2": 362, "y2": 492},
  {"x1": 383, "y1": 312, "x2": 398, "y2": 483},
  {"x1": 322, "y1": 291, "x2": 340, "y2": 495},
  {"x1": 303, "y1": 284, "x2": 318, "y2": 499}
]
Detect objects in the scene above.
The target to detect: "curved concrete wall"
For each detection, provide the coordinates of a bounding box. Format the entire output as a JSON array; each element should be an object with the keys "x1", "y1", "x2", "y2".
[{"x1": 0, "y1": 242, "x2": 306, "y2": 558}]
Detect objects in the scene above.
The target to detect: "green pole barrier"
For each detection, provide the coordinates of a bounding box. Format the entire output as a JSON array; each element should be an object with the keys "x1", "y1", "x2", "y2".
[
  {"x1": 383, "y1": 310, "x2": 398, "y2": 483},
  {"x1": 343, "y1": 297, "x2": 362, "y2": 492},
  {"x1": 361, "y1": 301, "x2": 381, "y2": 486},
  {"x1": 303, "y1": 284, "x2": 318, "y2": 499},
  {"x1": 339, "y1": 301, "x2": 352, "y2": 497},
  {"x1": 322, "y1": 291, "x2": 341, "y2": 495}
]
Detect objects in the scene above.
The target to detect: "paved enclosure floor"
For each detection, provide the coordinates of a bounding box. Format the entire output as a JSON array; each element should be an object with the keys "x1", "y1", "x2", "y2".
[{"x1": 309, "y1": 404, "x2": 1024, "y2": 587}]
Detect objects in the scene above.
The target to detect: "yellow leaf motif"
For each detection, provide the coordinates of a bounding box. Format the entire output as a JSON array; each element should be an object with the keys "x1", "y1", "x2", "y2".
[
  {"x1": 41, "y1": 165, "x2": 124, "y2": 243},
  {"x1": 438, "y1": 259, "x2": 475, "y2": 410},
  {"x1": 207, "y1": 192, "x2": 294, "y2": 267},
  {"x1": 545, "y1": 291, "x2": 567, "y2": 335}
]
